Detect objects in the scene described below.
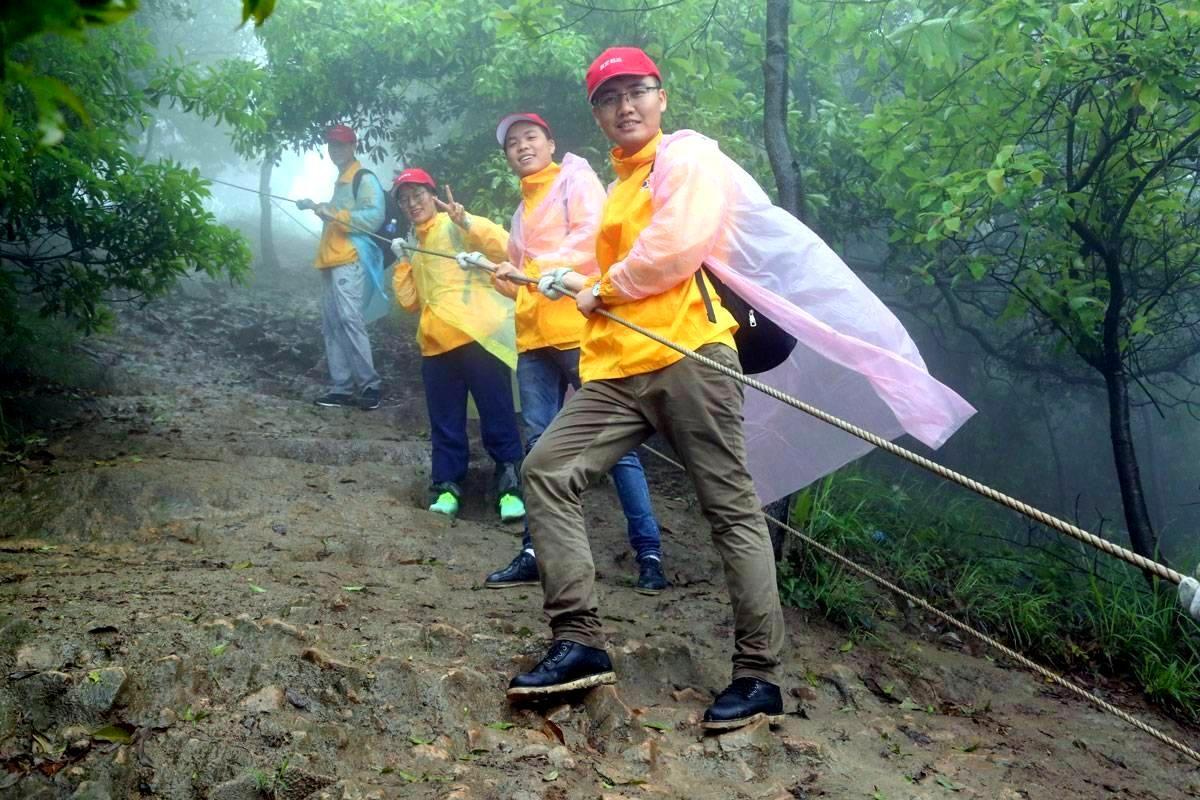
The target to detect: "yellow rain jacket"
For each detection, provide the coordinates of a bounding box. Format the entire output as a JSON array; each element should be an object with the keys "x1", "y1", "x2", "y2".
[
  {"x1": 314, "y1": 161, "x2": 383, "y2": 269},
  {"x1": 581, "y1": 132, "x2": 737, "y2": 383},
  {"x1": 392, "y1": 213, "x2": 516, "y2": 367}
]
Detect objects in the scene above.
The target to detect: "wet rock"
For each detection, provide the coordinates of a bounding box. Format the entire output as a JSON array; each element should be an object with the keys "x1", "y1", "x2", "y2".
[
  {"x1": 274, "y1": 767, "x2": 336, "y2": 800},
  {"x1": 671, "y1": 687, "x2": 709, "y2": 704},
  {"x1": 74, "y1": 667, "x2": 126, "y2": 716},
  {"x1": 583, "y1": 685, "x2": 634, "y2": 736},
  {"x1": 781, "y1": 736, "x2": 823, "y2": 760},
  {"x1": 716, "y1": 717, "x2": 774, "y2": 753},
  {"x1": 15, "y1": 643, "x2": 59, "y2": 672},
  {"x1": 69, "y1": 780, "x2": 112, "y2": 800},
  {"x1": 239, "y1": 685, "x2": 285, "y2": 714},
  {"x1": 412, "y1": 744, "x2": 452, "y2": 762},
  {"x1": 423, "y1": 622, "x2": 467, "y2": 652},
  {"x1": 263, "y1": 618, "x2": 308, "y2": 642},
  {"x1": 466, "y1": 724, "x2": 510, "y2": 753},
  {"x1": 615, "y1": 636, "x2": 710, "y2": 690},
  {"x1": 13, "y1": 670, "x2": 71, "y2": 731},
  {"x1": 547, "y1": 745, "x2": 575, "y2": 770},
  {"x1": 823, "y1": 664, "x2": 867, "y2": 709},
  {"x1": 209, "y1": 775, "x2": 259, "y2": 800}
]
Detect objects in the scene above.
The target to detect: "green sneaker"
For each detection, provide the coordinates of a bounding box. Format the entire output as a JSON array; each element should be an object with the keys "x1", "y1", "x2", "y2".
[
  {"x1": 429, "y1": 491, "x2": 459, "y2": 517},
  {"x1": 498, "y1": 493, "x2": 525, "y2": 523}
]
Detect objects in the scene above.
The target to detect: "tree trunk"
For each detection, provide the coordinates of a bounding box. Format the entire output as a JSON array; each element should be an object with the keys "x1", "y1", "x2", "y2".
[
  {"x1": 1037, "y1": 392, "x2": 1069, "y2": 515},
  {"x1": 258, "y1": 151, "x2": 281, "y2": 274},
  {"x1": 763, "y1": 0, "x2": 803, "y2": 220},
  {"x1": 1102, "y1": 360, "x2": 1163, "y2": 568}
]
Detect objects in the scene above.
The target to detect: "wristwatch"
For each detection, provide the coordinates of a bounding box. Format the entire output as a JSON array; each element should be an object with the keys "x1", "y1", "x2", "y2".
[{"x1": 591, "y1": 281, "x2": 602, "y2": 299}]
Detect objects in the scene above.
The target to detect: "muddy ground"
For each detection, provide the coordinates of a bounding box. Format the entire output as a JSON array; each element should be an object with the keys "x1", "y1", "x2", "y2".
[{"x1": 1, "y1": 280, "x2": 1198, "y2": 799}]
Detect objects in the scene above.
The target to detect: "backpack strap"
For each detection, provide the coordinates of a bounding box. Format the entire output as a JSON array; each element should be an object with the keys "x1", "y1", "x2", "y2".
[
  {"x1": 351, "y1": 168, "x2": 374, "y2": 200},
  {"x1": 695, "y1": 269, "x2": 718, "y2": 324}
]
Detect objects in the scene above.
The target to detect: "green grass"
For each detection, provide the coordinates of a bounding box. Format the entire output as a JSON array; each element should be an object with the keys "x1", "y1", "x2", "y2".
[{"x1": 776, "y1": 469, "x2": 1200, "y2": 721}]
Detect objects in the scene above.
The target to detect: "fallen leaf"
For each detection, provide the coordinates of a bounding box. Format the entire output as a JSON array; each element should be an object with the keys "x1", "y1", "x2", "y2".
[
  {"x1": 92, "y1": 723, "x2": 135, "y2": 744},
  {"x1": 485, "y1": 721, "x2": 515, "y2": 730},
  {"x1": 642, "y1": 721, "x2": 672, "y2": 732},
  {"x1": 248, "y1": 584, "x2": 266, "y2": 593},
  {"x1": 543, "y1": 770, "x2": 559, "y2": 782},
  {"x1": 342, "y1": 586, "x2": 365, "y2": 592},
  {"x1": 211, "y1": 642, "x2": 228, "y2": 656}
]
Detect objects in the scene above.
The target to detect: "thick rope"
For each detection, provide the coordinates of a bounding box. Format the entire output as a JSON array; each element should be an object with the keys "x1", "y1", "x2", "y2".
[
  {"x1": 640, "y1": 443, "x2": 1200, "y2": 766},
  {"x1": 592, "y1": 309, "x2": 1184, "y2": 586},
  {"x1": 209, "y1": 173, "x2": 1180, "y2": 583}
]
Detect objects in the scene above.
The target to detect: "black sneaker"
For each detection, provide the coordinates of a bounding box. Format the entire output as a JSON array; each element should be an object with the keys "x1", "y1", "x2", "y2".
[
  {"x1": 507, "y1": 640, "x2": 617, "y2": 698},
  {"x1": 314, "y1": 392, "x2": 355, "y2": 408},
  {"x1": 701, "y1": 677, "x2": 784, "y2": 731},
  {"x1": 358, "y1": 386, "x2": 381, "y2": 410},
  {"x1": 485, "y1": 551, "x2": 539, "y2": 588},
  {"x1": 634, "y1": 557, "x2": 668, "y2": 595}
]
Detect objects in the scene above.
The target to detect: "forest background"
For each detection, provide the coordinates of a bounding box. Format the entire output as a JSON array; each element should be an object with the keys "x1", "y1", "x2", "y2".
[{"x1": 2, "y1": 0, "x2": 1199, "y2": 720}]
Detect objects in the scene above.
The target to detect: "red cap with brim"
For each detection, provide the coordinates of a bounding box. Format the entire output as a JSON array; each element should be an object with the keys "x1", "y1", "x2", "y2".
[
  {"x1": 496, "y1": 113, "x2": 552, "y2": 147},
  {"x1": 392, "y1": 168, "x2": 436, "y2": 190},
  {"x1": 325, "y1": 124, "x2": 356, "y2": 143},
  {"x1": 585, "y1": 46, "x2": 662, "y2": 101}
]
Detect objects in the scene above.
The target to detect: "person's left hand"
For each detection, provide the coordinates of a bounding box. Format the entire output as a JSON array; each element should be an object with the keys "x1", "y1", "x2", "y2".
[
  {"x1": 576, "y1": 283, "x2": 602, "y2": 317},
  {"x1": 434, "y1": 186, "x2": 469, "y2": 229}
]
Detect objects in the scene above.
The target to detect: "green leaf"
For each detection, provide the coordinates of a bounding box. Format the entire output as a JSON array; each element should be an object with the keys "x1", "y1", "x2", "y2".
[
  {"x1": 342, "y1": 585, "x2": 365, "y2": 592},
  {"x1": 641, "y1": 721, "x2": 673, "y2": 731},
  {"x1": 409, "y1": 735, "x2": 433, "y2": 745},
  {"x1": 986, "y1": 169, "x2": 1006, "y2": 194},
  {"x1": 1138, "y1": 82, "x2": 1159, "y2": 113},
  {"x1": 898, "y1": 698, "x2": 921, "y2": 711},
  {"x1": 838, "y1": 640, "x2": 854, "y2": 653},
  {"x1": 92, "y1": 723, "x2": 134, "y2": 744},
  {"x1": 248, "y1": 584, "x2": 267, "y2": 594},
  {"x1": 994, "y1": 145, "x2": 1016, "y2": 167},
  {"x1": 935, "y1": 775, "x2": 963, "y2": 791},
  {"x1": 543, "y1": 770, "x2": 559, "y2": 782},
  {"x1": 211, "y1": 642, "x2": 228, "y2": 656},
  {"x1": 485, "y1": 721, "x2": 515, "y2": 730}
]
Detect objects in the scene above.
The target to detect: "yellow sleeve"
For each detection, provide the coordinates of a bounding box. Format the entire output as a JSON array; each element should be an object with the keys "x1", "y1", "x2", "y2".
[
  {"x1": 464, "y1": 216, "x2": 510, "y2": 264},
  {"x1": 391, "y1": 260, "x2": 420, "y2": 313}
]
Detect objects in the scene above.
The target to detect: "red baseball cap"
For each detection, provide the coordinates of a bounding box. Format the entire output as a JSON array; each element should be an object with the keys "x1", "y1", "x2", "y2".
[
  {"x1": 585, "y1": 46, "x2": 662, "y2": 102},
  {"x1": 496, "y1": 113, "x2": 552, "y2": 146},
  {"x1": 325, "y1": 124, "x2": 356, "y2": 144},
  {"x1": 392, "y1": 168, "x2": 436, "y2": 190}
]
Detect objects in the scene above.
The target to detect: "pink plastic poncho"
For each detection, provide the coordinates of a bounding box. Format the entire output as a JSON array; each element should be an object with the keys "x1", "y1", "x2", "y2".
[
  {"x1": 507, "y1": 153, "x2": 606, "y2": 277},
  {"x1": 615, "y1": 131, "x2": 976, "y2": 503}
]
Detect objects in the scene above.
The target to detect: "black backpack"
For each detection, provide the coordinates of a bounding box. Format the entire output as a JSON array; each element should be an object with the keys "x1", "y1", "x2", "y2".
[
  {"x1": 352, "y1": 168, "x2": 404, "y2": 268},
  {"x1": 695, "y1": 268, "x2": 797, "y2": 374}
]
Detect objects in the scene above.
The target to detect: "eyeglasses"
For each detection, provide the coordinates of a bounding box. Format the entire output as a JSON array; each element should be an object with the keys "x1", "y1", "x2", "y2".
[{"x1": 592, "y1": 83, "x2": 662, "y2": 110}]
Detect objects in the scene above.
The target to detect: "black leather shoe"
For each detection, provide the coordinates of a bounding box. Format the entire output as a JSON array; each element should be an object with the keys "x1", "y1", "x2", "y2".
[
  {"x1": 507, "y1": 640, "x2": 616, "y2": 697},
  {"x1": 485, "y1": 551, "x2": 539, "y2": 588},
  {"x1": 701, "y1": 677, "x2": 784, "y2": 730},
  {"x1": 634, "y1": 557, "x2": 668, "y2": 595}
]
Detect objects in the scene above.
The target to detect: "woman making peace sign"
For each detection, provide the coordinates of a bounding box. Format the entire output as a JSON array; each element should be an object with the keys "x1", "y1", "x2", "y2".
[{"x1": 390, "y1": 169, "x2": 526, "y2": 523}]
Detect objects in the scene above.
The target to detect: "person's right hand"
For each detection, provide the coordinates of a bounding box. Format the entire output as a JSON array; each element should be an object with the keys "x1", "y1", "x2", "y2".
[
  {"x1": 493, "y1": 262, "x2": 522, "y2": 284},
  {"x1": 390, "y1": 238, "x2": 412, "y2": 260},
  {"x1": 295, "y1": 198, "x2": 316, "y2": 211},
  {"x1": 537, "y1": 268, "x2": 577, "y2": 300}
]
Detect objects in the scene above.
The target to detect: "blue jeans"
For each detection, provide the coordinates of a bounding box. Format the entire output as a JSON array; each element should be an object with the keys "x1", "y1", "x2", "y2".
[
  {"x1": 516, "y1": 346, "x2": 662, "y2": 561},
  {"x1": 421, "y1": 341, "x2": 524, "y2": 487}
]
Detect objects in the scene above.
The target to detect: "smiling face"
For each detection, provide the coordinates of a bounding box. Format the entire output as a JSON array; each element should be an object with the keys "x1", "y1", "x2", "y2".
[
  {"x1": 504, "y1": 121, "x2": 556, "y2": 178},
  {"x1": 395, "y1": 183, "x2": 437, "y2": 225},
  {"x1": 591, "y1": 74, "x2": 667, "y2": 155}
]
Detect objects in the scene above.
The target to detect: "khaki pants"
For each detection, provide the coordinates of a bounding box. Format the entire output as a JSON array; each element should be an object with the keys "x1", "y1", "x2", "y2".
[{"x1": 522, "y1": 344, "x2": 785, "y2": 682}]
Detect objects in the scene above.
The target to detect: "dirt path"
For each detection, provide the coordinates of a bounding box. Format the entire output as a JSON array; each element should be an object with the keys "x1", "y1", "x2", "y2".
[{"x1": 2, "y1": 283, "x2": 1198, "y2": 799}]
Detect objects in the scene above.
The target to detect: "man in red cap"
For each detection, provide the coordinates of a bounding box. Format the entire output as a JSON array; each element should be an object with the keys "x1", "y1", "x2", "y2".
[
  {"x1": 296, "y1": 124, "x2": 386, "y2": 410},
  {"x1": 507, "y1": 47, "x2": 787, "y2": 731}
]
